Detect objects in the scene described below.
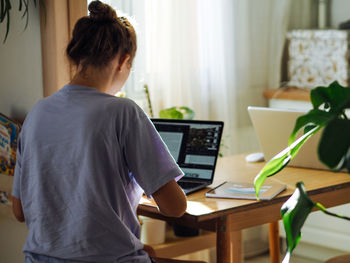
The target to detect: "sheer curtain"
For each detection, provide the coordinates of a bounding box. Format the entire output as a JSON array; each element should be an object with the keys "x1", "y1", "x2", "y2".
[
  {"x1": 97, "y1": 0, "x2": 292, "y2": 155},
  {"x1": 142, "y1": 0, "x2": 292, "y2": 155}
]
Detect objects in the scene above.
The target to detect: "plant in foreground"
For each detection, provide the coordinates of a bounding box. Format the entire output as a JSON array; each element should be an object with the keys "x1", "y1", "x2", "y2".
[{"x1": 254, "y1": 81, "x2": 350, "y2": 262}]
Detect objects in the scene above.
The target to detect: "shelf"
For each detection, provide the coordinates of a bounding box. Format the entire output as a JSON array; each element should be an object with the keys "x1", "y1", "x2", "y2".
[{"x1": 263, "y1": 87, "x2": 311, "y2": 102}]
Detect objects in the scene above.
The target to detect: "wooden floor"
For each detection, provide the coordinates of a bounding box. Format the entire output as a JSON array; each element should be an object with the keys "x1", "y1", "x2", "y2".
[
  {"x1": 246, "y1": 253, "x2": 321, "y2": 263},
  {"x1": 174, "y1": 248, "x2": 323, "y2": 263}
]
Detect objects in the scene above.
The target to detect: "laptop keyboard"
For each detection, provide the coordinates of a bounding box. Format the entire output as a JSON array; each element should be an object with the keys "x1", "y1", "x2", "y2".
[{"x1": 178, "y1": 181, "x2": 202, "y2": 190}]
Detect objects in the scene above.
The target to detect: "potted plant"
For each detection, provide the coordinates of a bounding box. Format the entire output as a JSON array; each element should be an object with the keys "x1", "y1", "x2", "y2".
[{"x1": 253, "y1": 81, "x2": 350, "y2": 262}]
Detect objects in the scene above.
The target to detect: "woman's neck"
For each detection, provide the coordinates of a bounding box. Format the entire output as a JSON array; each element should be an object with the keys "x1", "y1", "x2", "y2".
[{"x1": 70, "y1": 65, "x2": 116, "y2": 95}]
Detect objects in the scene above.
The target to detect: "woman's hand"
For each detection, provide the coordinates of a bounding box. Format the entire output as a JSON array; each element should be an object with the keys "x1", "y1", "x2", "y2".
[
  {"x1": 12, "y1": 196, "x2": 25, "y2": 222},
  {"x1": 152, "y1": 180, "x2": 187, "y2": 218}
]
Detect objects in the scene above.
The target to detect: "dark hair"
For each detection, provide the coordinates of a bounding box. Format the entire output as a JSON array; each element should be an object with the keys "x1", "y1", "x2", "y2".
[{"x1": 66, "y1": 0, "x2": 137, "y2": 70}]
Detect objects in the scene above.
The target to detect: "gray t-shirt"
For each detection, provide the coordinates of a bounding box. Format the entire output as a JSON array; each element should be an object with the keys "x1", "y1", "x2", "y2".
[{"x1": 12, "y1": 84, "x2": 183, "y2": 263}]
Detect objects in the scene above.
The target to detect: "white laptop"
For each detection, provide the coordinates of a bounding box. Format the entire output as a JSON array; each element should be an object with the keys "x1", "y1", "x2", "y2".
[{"x1": 248, "y1": 106, "x2": 327, "y2": 170}]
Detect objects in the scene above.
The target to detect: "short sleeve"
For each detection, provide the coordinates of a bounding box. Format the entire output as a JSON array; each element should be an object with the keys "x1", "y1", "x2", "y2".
[
  {"x1": 121, "y1": 106, "x2": 183, "y2": 196},
  {"x1": 12, "y1": 133, "x2": 22, "y2": 199}
]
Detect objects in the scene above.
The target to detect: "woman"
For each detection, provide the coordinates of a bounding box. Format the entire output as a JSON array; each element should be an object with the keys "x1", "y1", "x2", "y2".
[{"x1": 11, "y1": 1, "x2": 187, "y2": 262}]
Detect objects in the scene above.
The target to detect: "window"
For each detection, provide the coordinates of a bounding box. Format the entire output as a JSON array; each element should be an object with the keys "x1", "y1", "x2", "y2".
[{"x1": 87, "y1": 0, "x2": 148, "y2": 111}]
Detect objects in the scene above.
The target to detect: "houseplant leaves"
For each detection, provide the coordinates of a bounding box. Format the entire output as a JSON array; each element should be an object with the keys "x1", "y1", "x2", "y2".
[
  {"x1": 254, "y1": 81, "x2": 350, "y2": 197},
  {"x1": 0, "y1": 0, "x2": 45, "y2": 43},
  {"x1": 254, "y1": 126, "x2": 318, "y2": 197},
  {"x1": 310, "y1": 81, "x2": 350, "y2": 113},
  {"x1": 281, "y1": 182, "x2": 350, "y2": 263},
  {"x1": 281, "y1": 182, "x2": 315, "y2": 262},
  {"x1": 159, "y1": 106, "x2": 195, "y2": 120},
  {"x1": 253, "y1": 81, "x2": 350, "y2": 261},
  {"x1": 318, "y1": 118, "x2": 350, "y2": 172}
]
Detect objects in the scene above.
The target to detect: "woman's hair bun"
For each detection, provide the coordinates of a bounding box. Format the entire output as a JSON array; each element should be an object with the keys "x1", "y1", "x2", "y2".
[{"x1": 88, "y1": 1, "x2": 117, "y2": 22}]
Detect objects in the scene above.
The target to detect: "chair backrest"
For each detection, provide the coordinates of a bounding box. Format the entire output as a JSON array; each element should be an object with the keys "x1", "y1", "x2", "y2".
[{"x1": 325, "y1": 254, "x2": 350, "y2": 263}]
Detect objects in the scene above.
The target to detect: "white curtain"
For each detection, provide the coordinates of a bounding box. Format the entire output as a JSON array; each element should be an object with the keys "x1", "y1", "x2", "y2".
[{"x1": 142, "y1": 0, "x2": 292, "y2": 155}]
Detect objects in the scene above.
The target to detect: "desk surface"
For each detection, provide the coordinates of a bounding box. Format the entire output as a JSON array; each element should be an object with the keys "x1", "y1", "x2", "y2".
[{"x1": 138, "y1": 154, "x2": 350, "y2": 226}]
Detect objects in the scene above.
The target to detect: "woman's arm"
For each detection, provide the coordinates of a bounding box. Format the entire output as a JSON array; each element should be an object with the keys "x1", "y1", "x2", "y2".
[
  {"x1": 12, "y1": 196, "x2": 25, "y2": 222},
  {"x1": 152, "y1": 180, "x2": 187, "y2": 218}
]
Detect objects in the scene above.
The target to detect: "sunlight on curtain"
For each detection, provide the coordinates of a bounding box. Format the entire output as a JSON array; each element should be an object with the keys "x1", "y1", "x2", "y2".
[
  {"x1": 143, "y1": 0, "x2": 292, "y2": 155},
  {"x1": 143, "y1": 0, "x2": 201, "y2": 115}
]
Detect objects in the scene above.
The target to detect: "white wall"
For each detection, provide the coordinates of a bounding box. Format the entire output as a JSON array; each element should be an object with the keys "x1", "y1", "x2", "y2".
[
  {"x1": 0, "y1": 1, "x2": 43, "y2": 120},
  {"x1": 0, "y1": 215, "x2": 28, "y2": 263},
  {"x1": 287, "y1": 0, "x2": 350, "y2": 30},
  {"x1": 330, "y1": 0, "x2": 350, "y2": 28},
  {"x1": 0, "y1": 2, "x2": 42, "y2": 263}
]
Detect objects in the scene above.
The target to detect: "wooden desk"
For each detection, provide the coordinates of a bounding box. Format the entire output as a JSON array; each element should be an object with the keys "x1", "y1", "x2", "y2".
[{"x1": 138, "y1": 154, "x2": 350, "y2": 263}]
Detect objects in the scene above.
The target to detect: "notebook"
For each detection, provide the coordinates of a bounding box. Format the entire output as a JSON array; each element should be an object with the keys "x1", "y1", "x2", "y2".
[
  {"x1": 151, "y1": 119, "x2": 224, "y2": 194},
  {"x1": 248, "y1": 106, "x2": 327, "y2": 170},
  {"x1": 206, "y1": 181, "x2": 286, "y2": 200}
]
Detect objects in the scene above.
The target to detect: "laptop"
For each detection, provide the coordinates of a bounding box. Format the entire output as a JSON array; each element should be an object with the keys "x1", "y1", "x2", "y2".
[
  {"x1": 151, "y1": 119, "x2": 224, "y2": 194},
  {"x1": 248, "y1": 106, "x2": 327, "y2": 170}
]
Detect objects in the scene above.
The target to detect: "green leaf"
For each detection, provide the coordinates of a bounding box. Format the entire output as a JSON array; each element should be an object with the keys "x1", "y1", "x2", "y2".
[
  {"x1": 315, "y1": 202, "x2": 350, "y2": 221},
  {"x1": 254, "y1": 148, "x2": 291, "y2": 197},
  {"x1": 0, "y1": 0, "x2": 5, "y2": 22},
  {"x1": 3, "y1": 0, "x2": 11, "y2": 43},
  {"x1": 252, "y1": 82, "x2": 350, "y2": 262},
  {"x1": 288, "y1": 109, "x2": 332, "y2": 145},
  {"x1": 159, "y1": 107, "x2": 184, "y2": 119},
  {"x1": 159, "y1": 107, "x2": 195, "y2": 120},
  {"x1": 280, "y1": 184, "x2": 350, "y2": 263},
  {"x1": 255, "y1": 82, "x2": 350, "y2": 197},
  {"x1": 318, "y1": 119, "x2": 350, "y2": 170},
  {"x1": 22, "y1": 0, "x2": 29, "y2": 30},
  {"x1": 346, "y1": 148, "x2": 350, "y2": 173},
  {"x1": 310, "y1": 81, "x2": 350, "y2": 114},
  {"x1": 254, "y1": 126, "x2": 319, "y2": 198},
  {"x1": 310, "y1": 85, "x2": 332, "y2": 110},
  {"x1": 281, "y1": 182, "x2": 315, "y2": 255},
  {"x1": 177, "y1": 106, "x2": 195, "y2": 120}
]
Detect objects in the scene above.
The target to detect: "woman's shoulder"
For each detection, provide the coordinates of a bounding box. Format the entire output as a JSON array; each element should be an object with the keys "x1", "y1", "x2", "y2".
[{"x1": 107, "y1": 97, "x2": 144, "y2": 115}]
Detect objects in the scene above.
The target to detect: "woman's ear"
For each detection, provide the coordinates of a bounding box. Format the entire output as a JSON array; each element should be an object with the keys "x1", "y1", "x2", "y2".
[{"x1": 118, "y1": 54, "x2": 131, "y2": 72}]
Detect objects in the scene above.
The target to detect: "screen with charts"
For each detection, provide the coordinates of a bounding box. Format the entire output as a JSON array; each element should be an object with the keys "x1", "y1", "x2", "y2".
[{"x1": 152, "y1": 120, "x2": 223, "y2": 180}]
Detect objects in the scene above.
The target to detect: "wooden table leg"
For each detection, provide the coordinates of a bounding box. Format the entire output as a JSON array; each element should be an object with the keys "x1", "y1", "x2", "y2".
[
  {"x1": 217, "y1": 215, "x2": 241, "y2": 263},
  {"x1": 269, "y1": 221, "x2": 281, "y2": 263},
  {"x1": 232, "y1": 229, "x2": 243, "y2": 263}
]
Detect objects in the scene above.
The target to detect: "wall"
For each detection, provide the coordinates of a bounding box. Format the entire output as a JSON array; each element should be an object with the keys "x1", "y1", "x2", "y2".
[
  {"x1": 288, "y1": 0, "x2": 318, "y2": 30},
  {"x1": 0, "y1": 1, "x2": 43, "y2": 120},
  {"x1": 0, "y1": 215, "x2": 28, "y2": 263},
  {"x1": 0, "y1": 2, "x2": 42, "y2": 263},
  {"x1": 288, "y1": 0, "x2": 350, "y2": 30},
  {"x1": 330, "y1": 0, "x2": 350, "y2": 28}
]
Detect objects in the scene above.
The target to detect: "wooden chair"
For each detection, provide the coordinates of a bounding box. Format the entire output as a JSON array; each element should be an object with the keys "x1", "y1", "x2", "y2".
[
  {"x1": 144, "y1": 245, "x2": 207, "y2": 263},
  {"x1": 325, "y1": 254, "x2": 350, "y2": 263},
  {"x1": 152, "y1": 258, "x2": 207, "y2": 263}
]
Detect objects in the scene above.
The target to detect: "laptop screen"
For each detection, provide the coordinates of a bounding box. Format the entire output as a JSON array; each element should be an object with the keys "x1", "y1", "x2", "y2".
[{"x1": 151, "y1": 119, "x2": 224, "y2": 182}]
